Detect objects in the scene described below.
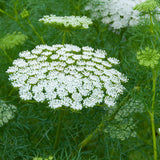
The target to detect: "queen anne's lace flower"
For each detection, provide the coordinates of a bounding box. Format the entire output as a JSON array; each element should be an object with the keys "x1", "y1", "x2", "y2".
[
  {"x1": 39, "y1": 15, "x2": 93, "y2": 29},
  {"x1": 85, "y1": 0, "x2": 146, "y2": 29},
  {"x1": 7, "y1": 44, "x2": 127, "y2": 110},
  {"x1": 0, "y1": 100, "x2": 17, "y2": 127}
]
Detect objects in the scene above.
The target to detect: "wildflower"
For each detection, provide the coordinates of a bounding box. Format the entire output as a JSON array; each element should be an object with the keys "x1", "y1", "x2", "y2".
[
  {"x1": 85, "y1": 0, "x2": 146, "y2": 29},
  {"x1": 137, "y1": 47, "x2": 160, "y2": 69},
  {"x1": 134, "y1": 0, "x2": 157, "y2": 12},
  {"x1": 7, "y1": 44, "x2": 127, "y2": 110},
  {"x1": 39, "y1": 15, "x2": 93, "y2": 29},
  {"x1": 0, "y1": 100, "x2": 16, "y2": 127}
]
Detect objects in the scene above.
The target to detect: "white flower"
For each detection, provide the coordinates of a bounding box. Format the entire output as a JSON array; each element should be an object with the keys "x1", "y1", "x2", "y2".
[
  {"x1": 0, "y1": 100, "x2": 16, "y2": 127},
  {"x1": 107, "y1": 57, "x2": 119, "y2": 65},
  {"x1": 7, "y1": 44, "x2": 127, "y2": 110},
  {"x1": 39, "y1": 15, "x2": 93, "y2": 29},
  {"x1": 85, "y1": 0, "x2": 147, "y2": 29}
]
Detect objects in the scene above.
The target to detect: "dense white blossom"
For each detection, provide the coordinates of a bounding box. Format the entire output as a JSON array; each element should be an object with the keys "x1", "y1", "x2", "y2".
[
  {"x1": 39, "y1": 15, "x2": 93, "y2": 29},
  {"x1": 85, "y1": 0, "x2": 146, "y2": 29},
  {"x1": 0, "y1": 100, "x2": 17, "y2": 127},
  {"x1": 7, "y1": 44, "x2": 127, "y2": 110}
]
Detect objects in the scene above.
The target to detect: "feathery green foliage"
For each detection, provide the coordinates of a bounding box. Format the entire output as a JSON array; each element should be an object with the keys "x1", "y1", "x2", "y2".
[{"x1": 0, "y1": 0, "x2": 160, "y2": 159}]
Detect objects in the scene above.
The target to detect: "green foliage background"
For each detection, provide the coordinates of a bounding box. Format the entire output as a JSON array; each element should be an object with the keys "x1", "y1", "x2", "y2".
[{"x1": 0, "y1": 0, "x2": 160, "y2": 159}]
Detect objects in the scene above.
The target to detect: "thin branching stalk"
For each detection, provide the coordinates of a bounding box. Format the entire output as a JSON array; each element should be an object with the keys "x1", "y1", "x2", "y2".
[
  {"x1": 118, "y1": 28, "x2": 127, "y2": 63},
  {"x1": 14, "y1": 0, "x2": 19, "y2": 21},
  {"x1": 78, "y1": 122, "x2": 104, "y2": 150},
  {"x1": 0, "y1": 9, "x2": 16, "y2": 20},
  {"x1": 78, "y1": 90, "x2": 132, "y2": 150},
  {"x1": 53, "y1": 109, "x2": 65, "y2": 150},
  {"x1": 148, "y1": 69, "x2": 157, "y2": 160},
  {"x1": 149, "y1": 12, "x2": 154, "y2": 34},
  {"x1": 62, "y1": 31, "x2": 67, "y2": 45},
  {"x1": 148, "y1": 12, "x2": 157, "y2": 160},
  {"x1": 27, "y1": 18, "x2": 45, "y2": 44}
]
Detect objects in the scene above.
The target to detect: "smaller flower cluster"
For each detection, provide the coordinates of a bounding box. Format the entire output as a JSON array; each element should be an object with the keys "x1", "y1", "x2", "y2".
[
  {"x1": 20, "y1": 9, "x2": 29, "y2": 19},
  {"x1": 105, "y1": 98, "x2": 144, "y2": 140},
  {"x1": 137, "y1": 47, "x2": 160, "y2": 69},
  {"x1": 85, "y1": 0, "x2": 146, "y2": 29},
  {"x1": 7, "y1": 44, "x2": 127, "y2": 110},
  {"x1": 0, "y1": 32, "x2": 27, "y2": 50},
  {"x1": 134, "y1": 0, "x2": 157, "y2": 12},
  {"x1": 0, "y1": 100, "x2": 17, "y2": 127},
  {"x1": 39, "y1": 15, "x2": 93, "y2": 29}
]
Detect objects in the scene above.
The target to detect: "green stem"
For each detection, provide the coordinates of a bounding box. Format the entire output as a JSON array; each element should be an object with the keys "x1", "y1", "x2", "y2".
[
  {"x1": 78, "y1": 122, "x2": 104, "y2": 150},
  {"x1": 150, "y1": 12, "x2": 154, "y2": 34},
  {"x1": 0, "y1": 9, "x2": 16, "y2": 20},
  {"x1": 118, "y1": 28, "x2": 127, "y2": 63},
  {"x1": 78, "y1": 91, "x2": 132, "y2": 150},
  {"x1": 27, "y1": 18, "x2": 45, "y2": 44},
  {"x1": 62, "y1": 31, "x2": 67, "y2": 45},
  {"x1": 149, "y1": 69, "x2": 157, "y2": 160},
  {"x1": 2, "y1": 48, "x2": 12, "y2": 62},
  {"x1": 53, "y1": 109, "x2": 65, "y2": 150},
  {"x1": 14, "y1": 0, "x2": 19, "y2": 21},
  {"x1": 8, "y1": 88, "x2": 15, "y2": 97}
]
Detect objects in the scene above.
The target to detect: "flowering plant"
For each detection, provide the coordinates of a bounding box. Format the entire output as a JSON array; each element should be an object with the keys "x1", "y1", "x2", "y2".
[
  {"x1": 39, "y1": 15, "x2": 93, "y2": 29},
  {"x1": 137, "y1": 47, "x2": 160, "y2": 69},
  {"x1": 85, "y1": 0, "x2": 147, "y2": 29},
  {"x1": 7, "y1": 44, "x2": 127, "y2": 110}
]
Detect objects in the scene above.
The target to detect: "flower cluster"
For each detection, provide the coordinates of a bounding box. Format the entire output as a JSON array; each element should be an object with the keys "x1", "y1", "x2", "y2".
[
  {"x1": 7, "y1": 44, "x2": 127, "y2": 110},
  {"x1": 20, "y1": 9, "x2": 29, "y2": 19},
  {"x1": 85, "y1": 0, "x2": 146, "y2": 29},
  {"x1": 0, "y1": 100, "x2": 16, "y2": 127},
  {"x1": 137, "y1": 47, "x2": 160, "y2": 69},
  {"x1": 0, "y1": 32, "x2": 27, "y2": 50},
  {"x1": 105, "y1": 98, "x2": 144, "y2": 140},
  {"x1": 39, "y1": 15, "x2": 93, "y2": 29},
  {"x1": 134, "y1": 0, "x2": 157, "y2": 12}
]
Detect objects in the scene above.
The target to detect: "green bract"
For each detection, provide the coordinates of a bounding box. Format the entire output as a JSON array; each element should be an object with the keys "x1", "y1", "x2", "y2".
[
  {"x1": 0, "y1": 32, "x2": 27, "y2": 50},
  {"x1": 134, "y1": 0, "x2": 157, "y2": 12},
  {"x1": 137, "y1": 47, "x2": 160, "y2": 69}
]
